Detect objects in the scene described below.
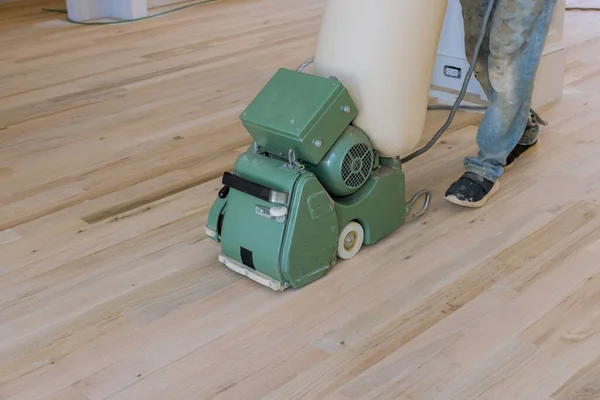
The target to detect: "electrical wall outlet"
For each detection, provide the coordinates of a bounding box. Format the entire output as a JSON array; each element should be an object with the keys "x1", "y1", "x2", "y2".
[{"x1": 443, "y1": 66, "x2": 462, "y2": 79}]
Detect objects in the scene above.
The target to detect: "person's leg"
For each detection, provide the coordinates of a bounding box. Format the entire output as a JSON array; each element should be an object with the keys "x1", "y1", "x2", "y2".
[
  {"x1": 445, "y1": 0, "x2": 557, "y2": 207},
  {"x1": 459, "y1": 0, "x2": 494, "y2": 96},
  {"x1": 461, "y1": 0, "x2": 547, "y2": 169}
]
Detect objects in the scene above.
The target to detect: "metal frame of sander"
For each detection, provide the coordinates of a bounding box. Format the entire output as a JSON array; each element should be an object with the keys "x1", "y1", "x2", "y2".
[{"x1": 205, "y1": 67, "x2": 430, "y2": 291}]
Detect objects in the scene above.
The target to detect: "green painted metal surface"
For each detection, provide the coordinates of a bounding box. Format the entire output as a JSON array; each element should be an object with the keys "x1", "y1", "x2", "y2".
[
  {"x1": 240, "y1": 68, "x2": 358, "y2": 165},
  {"x1": 219, "y1": 150, "x2": 301, "y2": 286},
  {"x1": 214, "y1": 150, "x2": 406, "y2": 289},
  {"x1": 206, "y1": 195, "x2": 226, "y2": 243},
  {"x1": 309, "y1": 125, "x2": 375, "y2": 197},
  {"x1": 215, "y1": 147, "x2": 340, "y2": 289},
  {"x1": 334, "y1": 158, "x2": 407, "y2": 246},
  {"x1": 280, "y1": 173, "x2": 339, "y2": 288}
]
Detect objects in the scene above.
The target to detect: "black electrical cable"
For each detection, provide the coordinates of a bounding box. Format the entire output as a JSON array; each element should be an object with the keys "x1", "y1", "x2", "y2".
[
  {"x1": 400, "y1": 0, "x2": 496, "y2": 164},
  {"x1": 566, "y1": 6, "x2": 600, "y2": 11},
  {"x1": 428, "y1": 104, "x2": 487, "y2": 111}
]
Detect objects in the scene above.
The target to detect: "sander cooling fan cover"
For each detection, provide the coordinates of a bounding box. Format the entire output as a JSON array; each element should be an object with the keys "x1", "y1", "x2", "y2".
[{"x1": 309, "y1": 125, "x2": 376, "y2": 197}]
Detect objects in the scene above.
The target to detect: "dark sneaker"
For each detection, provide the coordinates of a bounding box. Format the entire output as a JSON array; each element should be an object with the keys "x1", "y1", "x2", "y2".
[
  {"x1": 504, "y1": 140, "x2": 539, "y2": 170},
  {"x1": 444, "y1": 171, "x2": 499, "y2": 208},
  {"x1": 504, "y1": 108, "x2": 545, "y2": 169}
]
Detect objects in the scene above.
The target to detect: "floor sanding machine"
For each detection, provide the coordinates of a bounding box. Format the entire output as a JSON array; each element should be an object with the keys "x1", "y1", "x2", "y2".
[{"x1": 205, "y1": 0, "x2": 495, "y2": 291}]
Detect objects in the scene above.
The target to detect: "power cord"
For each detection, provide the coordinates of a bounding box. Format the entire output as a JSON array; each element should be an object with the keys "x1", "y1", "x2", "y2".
[
  {"x1": 566, "y1": 6, "x2": 600, "y2": 11},
  {"x1": 42, "y1": 0, "x2": 219, "y2": 25}
]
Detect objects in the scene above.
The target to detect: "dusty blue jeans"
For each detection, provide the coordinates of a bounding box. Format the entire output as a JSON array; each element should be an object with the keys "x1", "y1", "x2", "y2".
[{"x1": 459, "y1": 0, "x2": 557, "y2": 181}]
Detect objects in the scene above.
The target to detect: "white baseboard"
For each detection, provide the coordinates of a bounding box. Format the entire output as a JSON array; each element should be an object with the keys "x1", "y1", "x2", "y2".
[
  {"x1": 66, "y1": 0, "x2": 148, "y2": 21},
  {"x1": 65, "y1": 0, "x2": 197, "y2": 21},
  {"x1": 147, "y1": 0, "x2": 188, "y2": 8}
]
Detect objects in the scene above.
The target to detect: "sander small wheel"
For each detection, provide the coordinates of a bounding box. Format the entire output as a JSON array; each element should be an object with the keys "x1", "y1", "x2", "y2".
[{"x1": 337, "y1": 221, "x2": 364, "y2": 260}]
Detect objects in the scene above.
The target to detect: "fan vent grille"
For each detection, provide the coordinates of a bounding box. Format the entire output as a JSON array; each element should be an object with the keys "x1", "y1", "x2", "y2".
[{"x1": 341, "y1": 143, "x2": 374, "y2": 188}]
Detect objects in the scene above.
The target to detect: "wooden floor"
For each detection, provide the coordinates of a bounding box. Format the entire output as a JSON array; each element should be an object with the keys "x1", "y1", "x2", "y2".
[{"x1": 2, "y1": 0, "x2": 600, "y2": 399}]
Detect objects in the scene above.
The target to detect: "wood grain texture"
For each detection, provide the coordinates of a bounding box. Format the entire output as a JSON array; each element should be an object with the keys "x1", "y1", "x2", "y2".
[{"x1": 1, "y1": 1, "x2": 600, "y2": 399}]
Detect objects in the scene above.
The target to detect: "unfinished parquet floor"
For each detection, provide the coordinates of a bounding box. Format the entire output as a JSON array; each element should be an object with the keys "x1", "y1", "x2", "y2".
[{"x1": 2, "y1": 0, "x2": 600, "y2": 399}]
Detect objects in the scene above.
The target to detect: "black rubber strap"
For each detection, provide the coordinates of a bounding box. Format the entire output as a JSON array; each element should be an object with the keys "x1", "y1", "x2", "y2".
[
  {"x1": 222, "y1": 172, "x2": 272, "y2": 202},
  {"x1": 462, "y1": 171, "x2": 495, "y2": 192}
]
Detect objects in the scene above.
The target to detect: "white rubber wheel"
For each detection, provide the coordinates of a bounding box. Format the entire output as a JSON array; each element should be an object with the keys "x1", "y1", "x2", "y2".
[{"x1": 337, "y1": 221, "x2": 364, "y2": 260}]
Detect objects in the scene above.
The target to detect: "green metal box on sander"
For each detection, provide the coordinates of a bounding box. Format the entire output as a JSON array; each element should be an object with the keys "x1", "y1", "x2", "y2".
[
  {"x1": 240, "y1": 67, "x2": 358, "y2": 165},
  {"x1": 205, "y1": 68, "x2": 430, "y2": 291}
]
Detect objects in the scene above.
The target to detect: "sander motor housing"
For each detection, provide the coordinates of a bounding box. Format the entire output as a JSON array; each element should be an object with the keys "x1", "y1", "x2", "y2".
[{"x1": 205, "y1": 68, "x2": 415, "y2": 291}]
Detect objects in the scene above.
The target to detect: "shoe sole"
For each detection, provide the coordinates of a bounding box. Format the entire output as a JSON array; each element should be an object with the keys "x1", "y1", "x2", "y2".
[
  {"x1": 504, "y1": 141, "x2": 539, "y2": 171},
  {"x1": 444, "y1": 180, "x2": 500, "y2": 208}
]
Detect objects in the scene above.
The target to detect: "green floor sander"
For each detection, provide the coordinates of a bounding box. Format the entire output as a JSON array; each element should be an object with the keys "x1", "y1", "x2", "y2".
[
  {"x1": 204, "y1": 0, "x2": 494, "y2": 291},
  {"x1": 205, "y1": 68, "x2": 431, "y2": 290}
]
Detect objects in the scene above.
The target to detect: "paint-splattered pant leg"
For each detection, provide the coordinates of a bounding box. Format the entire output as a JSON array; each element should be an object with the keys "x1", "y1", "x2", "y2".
[{"x1": 459, "y1": 0, "x2": 557, "y2": 182}]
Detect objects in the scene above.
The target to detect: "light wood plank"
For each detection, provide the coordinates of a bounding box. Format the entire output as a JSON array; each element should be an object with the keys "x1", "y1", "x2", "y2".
[{"x1": 2, "y1": 1, "x2": 600, "y2": 400}]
